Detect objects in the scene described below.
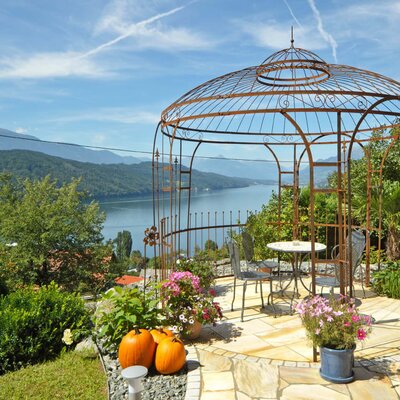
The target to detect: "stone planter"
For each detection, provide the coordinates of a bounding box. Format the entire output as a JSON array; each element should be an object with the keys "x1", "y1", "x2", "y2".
[{"x1": 319, "y1": 345, "x2": 355, "y2": 383}]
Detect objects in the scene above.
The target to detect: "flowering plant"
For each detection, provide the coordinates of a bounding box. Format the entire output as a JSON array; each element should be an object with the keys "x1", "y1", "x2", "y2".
[
  {"x1": 295, "y1": 295, "x2": 372, "y2": 350},
  {"x1": 161, "y1": 271, "x2": 223, "y2": 336},
  {"x1": 175, "y1": 256, "x2": 216, "y2": 290}
]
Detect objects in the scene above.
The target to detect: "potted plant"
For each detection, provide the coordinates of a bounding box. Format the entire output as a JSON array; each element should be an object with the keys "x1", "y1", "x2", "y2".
[
  {"x1": 175, "y1": 256, "x2": 216, "y2": 290},
  {"x1": 295, "y1": 295, "x2": 372, "y2": 383},
  {"x1": 160, "y1": 271, "x2": 223, "y2": 339}
]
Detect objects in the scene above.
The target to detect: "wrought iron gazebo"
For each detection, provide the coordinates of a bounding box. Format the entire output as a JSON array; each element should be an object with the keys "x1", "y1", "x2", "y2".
[{"x1": 151, "y1": 37, "x2": 400, "y2": 296}]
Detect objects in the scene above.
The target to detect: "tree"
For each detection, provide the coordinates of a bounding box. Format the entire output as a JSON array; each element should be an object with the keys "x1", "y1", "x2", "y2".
[
  {"x1": 0, "y1": 174, "x2": 121, "y2": 291},
  {"x1": 114, "y1": 230, "x2": 133, "y2": 261},
  {"x1": 204, "y1": 239, "x2": 218, "y2": 251}
]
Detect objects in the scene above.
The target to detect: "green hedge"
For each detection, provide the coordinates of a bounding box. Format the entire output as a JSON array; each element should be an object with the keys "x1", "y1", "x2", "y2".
[{"x1": 0, "y1": 283, "x2": 90, "y2": 374}]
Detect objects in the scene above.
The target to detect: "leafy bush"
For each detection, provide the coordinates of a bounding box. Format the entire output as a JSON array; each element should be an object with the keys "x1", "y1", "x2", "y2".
[
  {"x1": 175, "y1": 257, "x2": 216, "y2": 290},
  {"x1": 94, "y1": 285, "x2": 163, "y2": 350},
  {"x1": 362, "y1": 246, "x2": 387, "y2": 265},
  {"x1": 372, "y1": 261, "x2": 400, "y2": 298},
  {"x1": 0, "y1": 282, "x2": 90, "y2": 374}
]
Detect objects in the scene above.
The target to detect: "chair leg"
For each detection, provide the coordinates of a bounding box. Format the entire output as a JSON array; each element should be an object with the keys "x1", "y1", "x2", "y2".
[
  {"x1": 241, "y1": 281, "x2": 247, "y2": 322},
  {"x1": 268, "y1": 279, "x2": 277, "y2": 317},
  {"x1": 231, "y1": 277, "x2": 237, "y2": 312},
  {"x1": 359, "y1": 266, "x2": 366, "y2": 298},
  {"x1": 259, "y1": 280, "x2": 264, "y2": 308}
]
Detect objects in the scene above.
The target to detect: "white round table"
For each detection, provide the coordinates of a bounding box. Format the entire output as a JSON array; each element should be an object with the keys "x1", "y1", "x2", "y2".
[{"x1": 267, "y1": 241, "x2": 327, "y2": 306}]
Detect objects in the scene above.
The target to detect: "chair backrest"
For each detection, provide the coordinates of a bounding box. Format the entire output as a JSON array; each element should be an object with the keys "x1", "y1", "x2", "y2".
[
  {"x1": 241, "y1": 231, "x2": 255, "y2": 262},
  {"x1": 227, "y1": 242, "x2": 243, "y2": 279},
  {"x1": 350, "y1": 230, "x2": 366, "y2": 274}
]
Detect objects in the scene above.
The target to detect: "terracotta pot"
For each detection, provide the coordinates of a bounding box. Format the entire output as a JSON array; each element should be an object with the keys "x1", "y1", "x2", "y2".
[{"x1": 185, "y1": 320, "x2": 202, "y2": 340}]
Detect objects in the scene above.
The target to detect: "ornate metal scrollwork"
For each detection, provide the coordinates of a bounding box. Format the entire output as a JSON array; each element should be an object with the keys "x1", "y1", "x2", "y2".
[
  {"x1": 314, "y1": 93, "x2": 337, "y2": 109},
  {"x1": 143, "y1": 226, "x2": 159, "y2": 246},
  {"x1": 278, "y1": 94, "x2": 291, "y2": 109},
  {"x1": 180, "y1": 129, "x2": 203, "y2": 141},
  {"x1": 357, "y1": 97, "x2": 368, "y2": 110}
]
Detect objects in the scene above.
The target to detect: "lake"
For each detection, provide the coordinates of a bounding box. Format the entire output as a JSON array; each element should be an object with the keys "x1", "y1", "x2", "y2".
[{"x1": 100, "y1": 184, "x2": 276, "y2": 250}]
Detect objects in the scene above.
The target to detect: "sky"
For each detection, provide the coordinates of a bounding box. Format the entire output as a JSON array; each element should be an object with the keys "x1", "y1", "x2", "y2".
[{"x1": 0, "y1": 0, "x2": 399, "y2": 161}]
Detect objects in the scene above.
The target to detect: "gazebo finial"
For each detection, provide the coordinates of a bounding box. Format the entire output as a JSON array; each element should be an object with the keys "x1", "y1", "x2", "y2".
[{"x1": 290, "y1": 26, "x2": 294, "y2": 48}]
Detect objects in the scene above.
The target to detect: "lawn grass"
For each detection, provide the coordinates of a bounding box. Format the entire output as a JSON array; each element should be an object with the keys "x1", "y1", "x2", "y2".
[{"x1": 0, "y1": 350, "x2": 107, "y2": 400}]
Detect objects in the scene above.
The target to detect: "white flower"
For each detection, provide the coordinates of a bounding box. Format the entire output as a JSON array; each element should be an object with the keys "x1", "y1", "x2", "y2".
[
  {"x1": 62, "y1": 329, "x2": 73, "y2": 346},
  {"x1": 176, "y1": 259, "x2": 181, "y2": 265},
  {"x1": 182, "y1": 318, "x2": 188, "y2": 323},
  {"x1": 179, "y1": 314, "x2": 185, "y2": 321},
  {"x1": 189, "y1": 318, "x2": 194, "y2": 324},
  {"x1": 179, "y1": 326, "x2": 183, "y2": 331},
  {"x1": 172, "y1": 325, "x2": 178, "y2": 333}
]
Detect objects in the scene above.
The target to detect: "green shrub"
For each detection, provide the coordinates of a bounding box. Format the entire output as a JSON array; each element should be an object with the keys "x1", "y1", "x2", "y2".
[
  {"x1": 372, "y1": 261, "x2": 400, "y2": 298},
  {"x1": 0, "y1": 282, "x2": 90, "y2": 374},
  {"x1": 94, "y1": 285, "x2": 163, "y2": 351}
]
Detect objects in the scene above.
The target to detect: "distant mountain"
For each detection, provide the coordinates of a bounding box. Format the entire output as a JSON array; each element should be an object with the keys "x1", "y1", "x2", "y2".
[
  {"x1": 0, "y1": 128, "x2": 142, "y2": 164},
  {"x1": 0, "y1": 150, "x2": 268, "y2": 199},
  {"x1": 192, "y1": 155, "x2": 278, "y2": 182},
  {"x1": 297, "y1": 148, "x2": 364, "y2": 186}
]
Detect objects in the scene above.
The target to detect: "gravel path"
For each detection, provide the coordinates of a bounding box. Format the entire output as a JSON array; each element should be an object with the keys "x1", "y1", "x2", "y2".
[{"x1": 99, "y1": 344, "x2": 187, "y2": 400}]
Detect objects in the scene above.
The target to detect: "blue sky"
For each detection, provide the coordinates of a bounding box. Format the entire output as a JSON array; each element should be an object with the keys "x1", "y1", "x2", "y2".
[{"x1": 0, "y1": 0, "x2": 399, "y2": 160}]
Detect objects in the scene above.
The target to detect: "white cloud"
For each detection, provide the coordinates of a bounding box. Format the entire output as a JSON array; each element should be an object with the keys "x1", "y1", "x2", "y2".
[
  {"x1": 324, "y1": 1, "x2": 400, "y2": 51},
  {"x1": 283, "y1": 0, "x2": 303, "y2": 29},
  {"x1": 306, "y1": 0, "x2": 337, "y2": 63},
  {"x1": 48, "y1": 108, "x2": 160, "y2": 125},
  {"x1": 0, "y1": 2, "x2": 211, "y2": 80},
  {"x1": 92, "y1": 133, "x2": 107, "y2": 145},
  {"x1": 15, "y1": 127, "x2": 28, "y2": 134},
  {"x1": 236, "y1": 21, "x2": 329, "y2": 52},
  {"x1": 0, "y1": 51, "x2": 109, "y2": 79},
  {"x1": 93, "y1": 0, "x2": 211, "y2": 52}
]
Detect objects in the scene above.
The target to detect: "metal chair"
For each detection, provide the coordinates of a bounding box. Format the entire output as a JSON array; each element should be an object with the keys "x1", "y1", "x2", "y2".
[
  {"x1": 228, "y1": 241, "x2": 277, "y2": 321},
  {"x1": 315, "y1": 230, "x2": 366, "y2": 297},
  {"x1": 241, "y1": 231, "x2": 279, "y2": 293},
  {"x1": 241, "y1": 231, "x2": 279, "y2": 273}
]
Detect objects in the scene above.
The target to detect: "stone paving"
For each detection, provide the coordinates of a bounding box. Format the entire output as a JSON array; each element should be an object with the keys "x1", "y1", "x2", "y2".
[{"x1": 185, "y1": 276, "x2": 400, "y2": 400}]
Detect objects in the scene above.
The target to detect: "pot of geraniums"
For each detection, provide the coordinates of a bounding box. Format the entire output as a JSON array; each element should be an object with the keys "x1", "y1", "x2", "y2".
[
  {"x1": 160, "y1": 271, "x2": 223, "y2": 339},
  {"x1": 295, "y1": 295, "x2": 372, "y2": 383}
]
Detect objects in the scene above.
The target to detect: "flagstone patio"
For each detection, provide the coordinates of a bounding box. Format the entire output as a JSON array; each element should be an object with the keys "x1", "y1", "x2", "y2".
[{"x1": 184, "y1": 276, "x2": 400, "y2": 400}]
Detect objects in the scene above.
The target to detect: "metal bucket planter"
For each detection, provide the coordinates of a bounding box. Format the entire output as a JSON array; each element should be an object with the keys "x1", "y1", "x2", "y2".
[{"x1": 319, "y1": 346, "x2": 355, "y2": 383}]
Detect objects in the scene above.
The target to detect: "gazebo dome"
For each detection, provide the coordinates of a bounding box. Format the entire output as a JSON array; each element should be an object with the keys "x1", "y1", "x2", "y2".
[{"x1": 161, "y1": 46, "x2": 400, "y2": 144}]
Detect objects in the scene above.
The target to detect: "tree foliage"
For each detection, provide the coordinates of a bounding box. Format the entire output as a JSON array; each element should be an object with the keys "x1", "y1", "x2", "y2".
[
  {"x1": 114, "y1": 230, "x2": 133, "y2": 261},
  {"x1": 0, "y1": 174, "x2": 123, "y2": 292}
]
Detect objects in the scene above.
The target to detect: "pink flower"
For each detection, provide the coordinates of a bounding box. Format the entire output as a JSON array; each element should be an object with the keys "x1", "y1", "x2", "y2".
[
  {"x1": 315, "y1": 328, "x2": 321, "y2": 335},
  {"x1": 344, "y1": 321, "x2": 351, "y2": 327},
  {"x1": 351, "y1": 315, "x2": 360, "y2": 323},
  {"x1": 357, "y1": 329, "x2": 367, "y2": 340}
]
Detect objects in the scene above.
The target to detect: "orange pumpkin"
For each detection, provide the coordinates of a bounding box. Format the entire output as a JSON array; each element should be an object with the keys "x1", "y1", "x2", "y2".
[
  {"x1": 155, "y1": 337, "x2": 186, "y2": 375},
  {"x1": 118, "y1": 328, "x2": 156, "y2": 369},
  {"x1": 150, "y1": 328, "x2": 174, "y2": 344}
]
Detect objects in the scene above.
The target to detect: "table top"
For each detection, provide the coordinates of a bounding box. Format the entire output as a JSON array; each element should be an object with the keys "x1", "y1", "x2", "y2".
[{"x1": 267, "y1": 241, "x2": 327, "y2": 253}]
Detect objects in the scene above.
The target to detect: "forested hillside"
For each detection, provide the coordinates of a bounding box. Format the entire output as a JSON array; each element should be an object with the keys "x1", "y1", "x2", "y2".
[{"x1": 0, "y1": 150, "x2": 266, "y2": 198}]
